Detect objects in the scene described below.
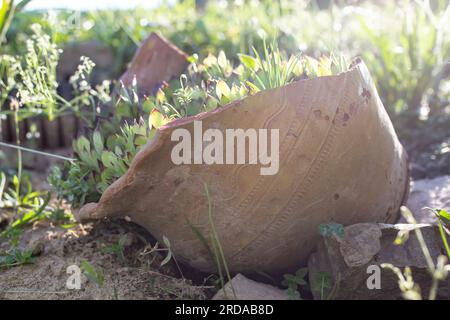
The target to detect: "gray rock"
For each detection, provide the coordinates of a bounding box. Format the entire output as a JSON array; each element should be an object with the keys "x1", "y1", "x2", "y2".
[
  {"x1": 308, "y1": 223, "x2": 450, "y2": 300},
  {"x1": 212, "y1": 274, "x2": 288, "y2": 300},
  {"x1": 404, "y1": 175, "x2": 450, "y2": 224}
]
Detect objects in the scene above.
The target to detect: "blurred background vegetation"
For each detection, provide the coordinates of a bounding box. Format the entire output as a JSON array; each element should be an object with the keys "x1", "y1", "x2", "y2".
[{"x1": 1, "y1": 0, "x2": 449, "y2": 178}]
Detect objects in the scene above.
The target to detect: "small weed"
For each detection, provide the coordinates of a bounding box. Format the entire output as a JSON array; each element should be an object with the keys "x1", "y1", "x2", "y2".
[
  {"x1": 81, "y1": 260, "x2": 104, "y2": 287},
  {"x1": 0, "y1": 171, "x2": 74, "y2": 248},
  {"x1": 160, "y1": 235, "x2": 173, "y2": 267},
  {"x1": 159, "y1": 235, "x2": 184, "y2": 279},
  {"x1": 282, "y1": 267, "x2": 308, "y2": 300},
  {"x1": 0, "y1": 180, "x2": 50, "y2": 245},
  {"x1": 240, "y1": 41, "x2": 299, "y2": 91},
  {"x1": 203, "y1": 183, "x2": 235, "y2": 299},
  {"x1": 424, "y1": 207, "x2": 450, "y2": 260},
  {"x1": 382, "y1": 206, "x2": 450, "y2": 300},
  {"x1": 310, "y1": 271, "x2": 340, "y2": 300},
  {"x1": 48, "y1": 114, "x2": 161, "y2": 207},
  {"x1": 0, "y1": 248, "x2": 33, "y2": 268},
  {"x1": 101, "y1": 235, "x2": 128, "y2": 266},
  {"x1": 139, "y1": 236, "x2": 184, "y2": 278},
  {"x1": 0, "y1": 0, "x2": 30, "y2": 45}
]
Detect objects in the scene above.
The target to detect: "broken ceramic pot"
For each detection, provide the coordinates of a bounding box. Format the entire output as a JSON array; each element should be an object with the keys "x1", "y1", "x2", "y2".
[
  {"x1": 120, "y1": 32, "x2": 188, "y2": 95},
  {"x1": 77, "y1": 59, "x2": 409, "y2": 274}
]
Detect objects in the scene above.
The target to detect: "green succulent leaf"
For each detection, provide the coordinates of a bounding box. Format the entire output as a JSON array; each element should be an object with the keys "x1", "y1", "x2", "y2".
[
  {"x1": 217, "y1": 50, "x2": 227, "y2": 69},
  {"x1": 215, "y1": 79, "x2": 230, "y2": 100},
  {"x1": 93, "y1": 131, "x2": 104, "y2": 155},
  {"x1": 438, "y1": 209, "x2": 450, "y2": 223},
  {"x1": 149, "y1": 108, "x2": 168, "y2": 129},
  {"x1": 238, "y1": 53, "x2": 259, "y2": 72}
]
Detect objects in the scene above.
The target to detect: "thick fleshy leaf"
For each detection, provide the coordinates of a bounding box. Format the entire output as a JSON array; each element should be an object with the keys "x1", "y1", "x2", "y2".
[
  {"x1": 149, "y1": 108, "x2": 169, "y2": 129},
  {"x1": 217, "y1": 50, "x2": 227, "y2": 69},
  {"x1": 93, "y1": 131, "x2": 104, "y2": 155},
  {"x1": 215, "y1": 79, "x2": 230, "y2": 99},
  {"x1": 238, "y1": 53, "x2": 259, "y2": 72},
  {"x1": 438, "y1": 209, "x2": 450, "y2": 223}
]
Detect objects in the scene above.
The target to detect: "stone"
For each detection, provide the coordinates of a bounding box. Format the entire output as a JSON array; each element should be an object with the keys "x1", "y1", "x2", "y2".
[
  {"x1": 404, "y1": 175, "x2": 450, "y2": 224},
  {"x1": 120, "y1": 32, "x2": 188, "y2": 96},
  {"x1": 31, "y1": 241, "x2": 45, "y2": 257},
  {"x1": 76, "y1": 59, "x2": 408, "y2": 274},
  {"x1": 212, "y1": 274, "x2": 288, "y2": 300},
  {"x1": 308, "y1": 223, "x2": 450, "y2": 300}
]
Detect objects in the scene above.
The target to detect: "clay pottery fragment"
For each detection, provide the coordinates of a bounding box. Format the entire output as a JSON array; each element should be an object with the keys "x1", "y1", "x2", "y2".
[
  {"x1": 119, "y1": 32, "x2": 189, "y2": 95},
  {"x1": 77, "y1": 59, "x2": 409, "y2": 274}
]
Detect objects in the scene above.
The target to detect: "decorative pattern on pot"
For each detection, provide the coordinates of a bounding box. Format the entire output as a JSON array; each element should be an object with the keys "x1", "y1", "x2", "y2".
[{"x1": 76, "y1": 59, "x2": 409, "y2": 274}]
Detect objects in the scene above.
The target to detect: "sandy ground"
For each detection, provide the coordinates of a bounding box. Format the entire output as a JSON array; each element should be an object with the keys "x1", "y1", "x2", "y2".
[
  {"x1": 0, "y1": 218, "x2": 210, "y2": 300},
  {"x1": 0, "y1": 150, "x2": 211, "y2": 300}
]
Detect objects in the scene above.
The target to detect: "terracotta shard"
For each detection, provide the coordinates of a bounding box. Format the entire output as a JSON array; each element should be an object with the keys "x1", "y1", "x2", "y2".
[
  {"x1": 119, "y1": 32, "x2": 189, "y2": 95},
  {"x1": 77, "y1": 59, "x2": 409, "y2": 274}
]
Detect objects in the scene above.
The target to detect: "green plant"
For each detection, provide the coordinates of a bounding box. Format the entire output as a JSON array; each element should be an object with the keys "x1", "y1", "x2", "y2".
[
  {"x1": 358, "y1": 0, "x2": 450, "y2": 118},
  {"x1": 48, "y1": 117, "x2": 159, "y2": 206},
  {"x1": 383, "y1": 206, "x2": 450, "y2": 300},
  {"x1": 282, "y1": 267, "x2": 308, "y2": 300},
  {"x1": 143, "y1": 47, "x2": 345, "y2": 120},
  {"x1": 0, "y1": 172, "x2": 4, "y2": 200},
  {"x1": 1, "y1": 22, "x2": 111, "y2": 219},
  {"x1": 187, "y1": 184, "x2": 236, "y2": 299},
  {"x1": 138, "y1": 235, "x2": 184, "y2": 278},
  {"x1": 50, "y1": 46, "x2": 347, "y2": 208},
  {"x1": 0, "y1": 172, "x2": 42, "y2": 209},
  {"x1": 381, "y1": 264, "x2": 423, "y2": 300},
  {"x1": 81, "y1": 260, "x2": 104, "y2": 287},
  {"x1": 426, "y1": 208, "x2": 450, "y2": 260},
  {"x1": 0, "y1": 0, "x2": 30, "y2": 45},
  {"x1": 0, "y1": 171, "x2": 74, "y2": 247},
  {"x1": 160, "y1": 235, "x2": 185, "y2": 279},
  {"x1": 2, "y1": 28, "x2": 111, "y2": 121},
  {"x1": 239, "y1": 42, "x2": 299, "y2": 91},
  {"x1": 2, "y1": 227, "x2": 21, "y2": 247},
  {"x1": 0, "y1": 247, "x2": 33, "y2": 268},
  {"x1": 102, "y1": 235, "x2": 128, "y2": 266},
  {"x1": 307, "y1": 222, "x2": 345, "y2": 300},
  {"x1": 310, "y1": 223, "x2": 344, "y2": 300},
  {"x1": 0, "y1": 24, "x2": 101, "y2": 121},
  {"x1": 48, "y1": 51, "x2": 234, "y2": 206},
  {"x1": 310, "y1": 271, "x2": 341, "y2": 300},
  {"x1": 203, "y1": 183, "x2": 235, "y2": 299},
  {"x1": 239, "y1": 42, "x2": 348, "y2": 92},
  {"x1": 160, "y1": 235, "x2": 173, "y2": 267}
]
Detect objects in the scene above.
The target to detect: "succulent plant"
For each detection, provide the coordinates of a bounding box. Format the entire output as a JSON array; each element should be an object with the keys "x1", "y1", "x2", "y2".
[{"x1": 50, "y1": 45, "x2": 349, "y2": 207}]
